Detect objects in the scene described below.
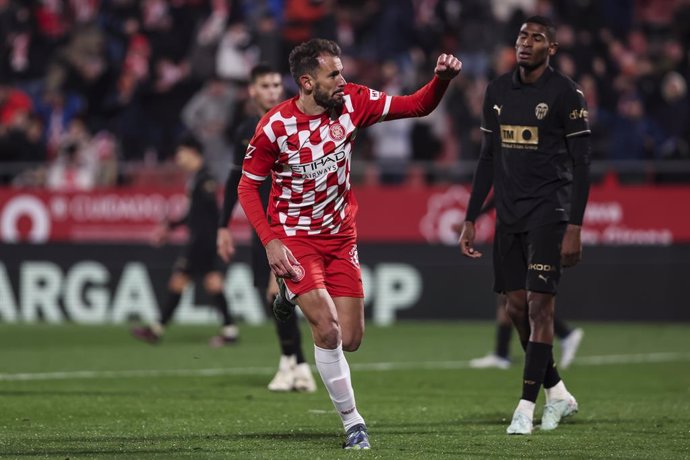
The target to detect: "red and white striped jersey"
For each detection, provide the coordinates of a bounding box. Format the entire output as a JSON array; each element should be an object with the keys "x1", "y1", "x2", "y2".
[{"x1": 239, "y1": 76, "x2": 449, "y2": 244}]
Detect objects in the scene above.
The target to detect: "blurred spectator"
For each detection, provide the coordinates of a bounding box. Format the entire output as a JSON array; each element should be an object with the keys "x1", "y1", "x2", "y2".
[
  {"x1": 0, "y1": 0, "x2": 689, "y2": 186},
  {"x1": 367, "y1": 61, "x2": 414, "y2": 184},
  {"x1": 181, "y1": 74, "x2": 237, "y2": 180},
  {"x1": 33, "y1": 88, "x2": 84, "y2": 159}
]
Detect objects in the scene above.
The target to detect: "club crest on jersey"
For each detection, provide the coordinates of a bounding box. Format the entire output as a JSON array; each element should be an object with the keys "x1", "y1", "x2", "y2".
[
  {"x1": 535, "y1": 103, "x2": 549, "y2": 120},
  {"x1": 329, "y1": 123, "x2": 346, "y2": 141}
]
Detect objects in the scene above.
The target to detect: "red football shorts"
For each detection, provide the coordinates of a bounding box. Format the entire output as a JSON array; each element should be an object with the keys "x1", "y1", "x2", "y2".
[{"x1": 280, "y1": 232, "x2": 364, "y2": 299}]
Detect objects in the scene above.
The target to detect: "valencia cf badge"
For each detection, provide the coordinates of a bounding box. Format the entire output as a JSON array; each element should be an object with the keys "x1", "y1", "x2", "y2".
[{"x1": 329, "y1": 123, "x2": 346, "y2": 141}]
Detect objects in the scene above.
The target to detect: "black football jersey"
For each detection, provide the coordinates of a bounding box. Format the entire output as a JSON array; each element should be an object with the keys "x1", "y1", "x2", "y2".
[{"x1": 480, "y1": 66, "x2": 590, "y2": 232}]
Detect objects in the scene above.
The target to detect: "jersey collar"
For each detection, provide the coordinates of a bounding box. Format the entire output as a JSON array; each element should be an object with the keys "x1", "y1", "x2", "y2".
[{"x1": 512, "y1": 65, "x2": 554, "y2": 89}]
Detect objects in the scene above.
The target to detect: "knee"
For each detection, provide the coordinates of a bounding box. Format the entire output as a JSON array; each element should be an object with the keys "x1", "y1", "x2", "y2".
[
  {"x1": 168, "y1": 276, "x2": 186, "y2": 293},
  {"x1": 315, "y1": 321, "x2": 341, "y2": 349},
  {"x1": 203, "y1": 273, "x2": 224, "y2": 293},
  {"x1": 342, "y1": 332, "x2": 363, "y2": 352},
  {"x1": 505, "y1": 299, "x2": 526, "y2": 322}
]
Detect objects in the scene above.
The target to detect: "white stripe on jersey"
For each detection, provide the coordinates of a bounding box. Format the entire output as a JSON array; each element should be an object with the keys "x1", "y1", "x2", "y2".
[
  {"x1": 378, "y1": 95, "x2": 392, "y2": 122},
  {"x1": 243, "y1": 171, "x2": 267, "y2": 181},
  {"x1": 566, "y1": 129, "x2": 591, "y2": 137}
]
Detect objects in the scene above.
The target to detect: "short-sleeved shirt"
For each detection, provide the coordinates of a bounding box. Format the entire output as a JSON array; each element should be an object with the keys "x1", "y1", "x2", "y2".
[
  {"x1": 242, "y1": 83, "x2": 394, "y2": 238},
  {"x1": 481, "y1": 66, "x2": 590, "y2": 232}
]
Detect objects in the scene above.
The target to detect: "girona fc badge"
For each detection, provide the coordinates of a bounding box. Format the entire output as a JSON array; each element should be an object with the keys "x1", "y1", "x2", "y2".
[
  {"x1": 349, "y1": 245, "x2": 360, "y2": 267},
  {"x1": 329, "y1": 123, "x2": 346, "y2": 141}
]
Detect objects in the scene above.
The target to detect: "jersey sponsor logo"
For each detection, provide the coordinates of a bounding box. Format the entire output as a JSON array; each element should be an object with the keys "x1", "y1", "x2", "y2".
[
  {"x1": 369, "y1": 89, "x2": 381, "y2": 100},
  {"x1": 493, "y1": 104, "x2": 503, "y2": 116},
  {"x1": 528, "y1": 263, "x2": 557, "y2": 272},
  {"x1": 569, "y1": 108, "x2": 589, "y2": 120},
  {"x1": 245, "y1": 144, "x2": 256, "y2": 159},
  {"x1": 329, "y1": 122, "x2": 346, "y2": 141},
  {"x1": 535, "y1": 102, "x2": 549, "y2": 120},
  {"x1": 291, "y1": 150, "x2": 347, "y2": 180},
  {"x1": 500, "y1": 124, "x2": 538, "y2": 148}
]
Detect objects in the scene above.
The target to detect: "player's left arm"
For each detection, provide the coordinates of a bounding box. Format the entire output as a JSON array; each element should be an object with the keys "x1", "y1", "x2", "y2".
[{"x1": 561, "y1": 85, "x2": 592, "y2": 268}]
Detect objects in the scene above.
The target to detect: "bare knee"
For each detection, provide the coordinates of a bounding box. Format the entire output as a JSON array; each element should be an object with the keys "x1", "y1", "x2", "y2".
[
  {"x1": 203, "y1": 272, "x2": 224, "y2": 294},
  {"x1": 342, "y1": 330, "x2": 363, "y2": 352},
  {"x1": 505, "y1": 294, "x2": 527, "y2": 322},
  {"x1": 168, "y1": 273, "x2": 188, "y2": 293},
  {"x1": 314, "y1": 320, "x2": 341, "y2": 349}
]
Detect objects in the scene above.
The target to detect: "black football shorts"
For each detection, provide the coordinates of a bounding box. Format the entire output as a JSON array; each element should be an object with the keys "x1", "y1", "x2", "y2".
[{"x1": 493, "y1": 222, "x2": 567, "y2": 294}]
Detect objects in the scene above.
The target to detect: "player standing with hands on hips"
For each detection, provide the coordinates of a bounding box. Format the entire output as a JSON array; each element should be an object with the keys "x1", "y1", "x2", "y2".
[
  {"x1": 238, "y1": 38, "x2": 461, "y2": 449},
  {"x1": 458, "y1": 16, "x2": 591, "y2": 435}
]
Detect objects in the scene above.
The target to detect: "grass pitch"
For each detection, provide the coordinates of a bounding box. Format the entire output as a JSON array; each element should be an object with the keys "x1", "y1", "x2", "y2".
[{"x1": 0, "y1": 322, "x2": 688, "y2": 459}]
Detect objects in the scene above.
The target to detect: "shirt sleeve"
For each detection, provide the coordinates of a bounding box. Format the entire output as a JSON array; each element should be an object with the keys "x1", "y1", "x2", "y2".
[
  {"x1": 219, "y1": 121, "x2": 255, "y2": 228},
  {"x1": 480, "y1": 83, "x2": 498, "y2": 134},
  {"x1": 237, "y1": 126, "x2": 280, "y2": 245},
  {"x1": 349, "y1": 76, "x2": 451, "y2": 128},
  {"x1": 561, "y1": 84, "x2": 591, "y2": 138}
]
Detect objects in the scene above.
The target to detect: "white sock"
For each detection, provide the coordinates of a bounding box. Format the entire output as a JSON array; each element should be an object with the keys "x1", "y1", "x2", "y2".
[
  {"x1": 222, "y1": 324, "x2": 239, "y2": 338},
  {"x1": 544, "y1": 380, "x2": 570, "y2": 403},
  {"x1": 150, "y1": 322, "x2": 164, "y2": 336},
  {"x1": 516, "y1": 399, "x2": 536, "y2": 419},
  {"x1": 314, "y1": 344, "x2": 365, "y2": 432}
]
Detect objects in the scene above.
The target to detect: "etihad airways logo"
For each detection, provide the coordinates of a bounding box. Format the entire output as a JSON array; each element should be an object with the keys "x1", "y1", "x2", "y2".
[{"x1": 291, "y1": 151, "x2": 347, "y2": 180}]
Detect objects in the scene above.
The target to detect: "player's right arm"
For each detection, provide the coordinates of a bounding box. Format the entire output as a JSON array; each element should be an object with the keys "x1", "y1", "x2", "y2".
[
  {"x1": 459, "y1": 85, "x2": 498, "y2": 258},
  {"x1": 237, "y1": 128, "x2": 300, "y2": 280},
  {"x1": 217, "y1": 122, "x2": 252, "y2": 262}
]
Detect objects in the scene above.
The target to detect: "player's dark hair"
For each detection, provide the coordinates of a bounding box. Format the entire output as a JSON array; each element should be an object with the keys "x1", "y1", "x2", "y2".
[
  {"x1": 524, "y1": 16, "x2": 557, "y2": 42},
  {"x1": 250, "y1": 63, "x2": 278, "y2": 83},
  {"x1": 288, "y1": 38, "x2": 342, "y2": 85},
  {"x1": 176, "y1": 132, "x2": 203, "y2": 154}
]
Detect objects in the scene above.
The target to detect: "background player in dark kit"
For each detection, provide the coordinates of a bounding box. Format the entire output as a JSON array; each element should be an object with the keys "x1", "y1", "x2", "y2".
[
  {"x1": 132, "y1": 135, "x2": 238, "y2": 346},
  {"x1": 217, "y1": 64, "x2": 316, "y2": 393},
  {"x1": 458, "y1": 16, "x2": 591, "y2": 434}
]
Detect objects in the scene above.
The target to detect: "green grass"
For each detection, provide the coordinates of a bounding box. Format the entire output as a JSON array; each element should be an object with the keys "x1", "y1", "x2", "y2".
[{"x1": 0, "y1": 322, "x2": 689, "y2": 459}]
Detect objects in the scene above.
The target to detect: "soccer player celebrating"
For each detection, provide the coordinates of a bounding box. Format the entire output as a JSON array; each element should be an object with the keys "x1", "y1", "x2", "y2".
[
  {"x1": 218, "y1": 64, "x2": 317, "y2": 393},
  {"x1": 458, "y1": 16, "x2": 591, "y2": 435},
  {"x1": 238, "y1": 39, "x2": 461, "y2": 449}
]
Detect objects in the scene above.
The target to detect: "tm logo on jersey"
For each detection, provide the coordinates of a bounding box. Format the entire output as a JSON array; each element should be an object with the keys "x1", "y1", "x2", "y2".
[
  {"x1": 292, "y1": 151, "x2": 347, "y2": 180},
  {"x1": 500, "y1": 124, "x2": 538, "y2": 149}
]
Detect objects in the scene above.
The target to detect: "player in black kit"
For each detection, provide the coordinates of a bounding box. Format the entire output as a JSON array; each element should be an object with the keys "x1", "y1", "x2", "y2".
[
  {"x1": 132, "y1": 135, "x2": 239, "y2": 346},
  {"x1": 217, "y1": 64, "x2": 316, "y2": 392},
  {"x1": 458, "y1": 16, "x2": 591, "y2": 434}
]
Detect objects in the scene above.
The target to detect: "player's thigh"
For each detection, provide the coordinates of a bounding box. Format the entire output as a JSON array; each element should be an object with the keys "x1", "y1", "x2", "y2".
[
  {"x1": 525, "y1": 222, "x2": 566, "y2": 294},
  {"x1": 323, "y1": 235, "x2": 364, "y2": 299},
  {"x1": 281, "y1": 237, "x2": 326, "y2": 297},
  {"x1": 493, "y1": 229, "x2": 527, "y2": 293},
  {"x1": 333, "y1": 296, "x2": 365, "y2": 351}
]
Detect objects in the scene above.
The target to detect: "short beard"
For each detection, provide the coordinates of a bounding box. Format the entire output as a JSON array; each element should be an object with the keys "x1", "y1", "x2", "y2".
[{"x1": 313, "y1": 83, "x2": 343, "y2": 112}]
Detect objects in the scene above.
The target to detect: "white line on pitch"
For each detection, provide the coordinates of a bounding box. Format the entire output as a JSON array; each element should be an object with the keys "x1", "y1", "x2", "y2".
[{"x1": 0, "y1": 352, "x2": 689, "y2": 382}]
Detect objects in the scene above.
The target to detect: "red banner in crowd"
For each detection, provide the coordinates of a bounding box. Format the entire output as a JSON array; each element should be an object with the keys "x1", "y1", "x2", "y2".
[{"x1": 1, "y1": 184, "x2": 689, "y2": 245}]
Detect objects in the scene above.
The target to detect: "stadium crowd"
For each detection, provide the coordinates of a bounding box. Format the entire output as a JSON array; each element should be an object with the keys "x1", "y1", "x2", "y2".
[{"x1": 1, "y1": 0, "x2": 689, "y2": 189}]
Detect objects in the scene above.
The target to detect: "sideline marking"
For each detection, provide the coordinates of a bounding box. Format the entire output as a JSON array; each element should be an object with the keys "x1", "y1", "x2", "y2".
[{"x1": 1, "y1": 352, "x2": 688, "y2": 382}]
